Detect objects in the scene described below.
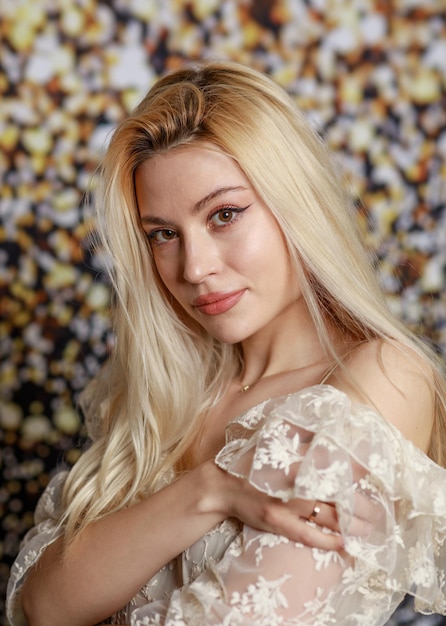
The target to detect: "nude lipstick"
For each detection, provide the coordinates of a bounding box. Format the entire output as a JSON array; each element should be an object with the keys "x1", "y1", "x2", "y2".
[{"x1": 192, "y1": 290, "x2": 245, "y2": 316}]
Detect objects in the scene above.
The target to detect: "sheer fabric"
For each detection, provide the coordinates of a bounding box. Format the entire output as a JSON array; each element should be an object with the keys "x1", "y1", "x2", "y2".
[{"x1": 7, "y1": 385, "x2": 446, "y2": 625}]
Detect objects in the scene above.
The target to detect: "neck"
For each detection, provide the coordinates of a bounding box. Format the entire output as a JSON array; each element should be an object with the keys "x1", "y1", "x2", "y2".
[{"x1": 238, "y1": 302, "x2": 329, "y2": 388}]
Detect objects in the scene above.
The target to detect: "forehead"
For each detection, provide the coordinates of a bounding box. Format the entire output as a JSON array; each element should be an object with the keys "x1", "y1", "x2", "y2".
[
  {"x1": 138, "y1": 143, "x2": 244, "y2": 180},
  {"x1": 135, "y1": 144, "x2": 253, "y2": 213}
]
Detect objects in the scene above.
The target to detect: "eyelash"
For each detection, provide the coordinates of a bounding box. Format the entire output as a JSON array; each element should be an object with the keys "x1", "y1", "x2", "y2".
[
  {"x1": 147, "y1": 205, "x2": 249, "y2": 246},
  {"x1": 209, "y1": 205, "x2": 247, "y2": 227}
]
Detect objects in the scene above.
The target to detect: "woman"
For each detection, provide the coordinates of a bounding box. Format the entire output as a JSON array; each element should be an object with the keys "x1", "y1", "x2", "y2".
[{"x1": 7, "y1": 61, "x2": 446, "y2": 625}]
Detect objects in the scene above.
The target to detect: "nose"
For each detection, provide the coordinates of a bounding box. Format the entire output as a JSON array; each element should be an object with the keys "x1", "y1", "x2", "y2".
[{"x1": 182, "y1": 235, "x2": 220, "y2": 284}]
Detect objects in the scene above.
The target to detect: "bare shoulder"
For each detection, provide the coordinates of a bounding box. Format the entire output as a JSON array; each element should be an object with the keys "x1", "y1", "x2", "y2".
[{"x1": 329, "y1": 339, "x2": 435, "y2": 452}]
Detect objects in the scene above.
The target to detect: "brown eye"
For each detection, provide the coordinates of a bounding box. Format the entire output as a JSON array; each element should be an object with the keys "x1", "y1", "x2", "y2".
[
  {"x1": 148, "y1": 229, "x2": 178, "y2": 245},
  {"x1": 209, "y1": 205, "x2": 248, "y2": 228},
  {"x1": 219, "y1": 210, "x2": 234, "y2": 222},
  {"x1": 161, "y1": 229, "x2": 176, "y2": 239},
  {"x1": 210, "y1": 209, "x2": 235, "y2": 226}
]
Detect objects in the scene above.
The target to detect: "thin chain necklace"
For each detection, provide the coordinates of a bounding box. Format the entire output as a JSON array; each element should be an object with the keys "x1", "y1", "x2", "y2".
[
  {"x1": 240, "y1": 383, "x2": 254, "y2": 393},
  {"x1": 238, "y1": 357, "x2": 337, "y2": 394},
  {"x1": 239, "y1": 372, "x2": 288, "y2": 394}
]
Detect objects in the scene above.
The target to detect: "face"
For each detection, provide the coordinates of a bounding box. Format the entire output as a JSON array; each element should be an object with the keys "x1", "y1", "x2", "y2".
[{"x1": 135, "y1": 144, "x2": 300, "y2": 345}]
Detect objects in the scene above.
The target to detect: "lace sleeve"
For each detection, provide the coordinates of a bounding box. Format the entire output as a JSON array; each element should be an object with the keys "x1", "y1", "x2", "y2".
[
  {"x1": 6, "y1": 471, "x2": 68, "y2": 626},
  {"x1": 129, "y1": 385, "x2": 446, "y2": 626}
]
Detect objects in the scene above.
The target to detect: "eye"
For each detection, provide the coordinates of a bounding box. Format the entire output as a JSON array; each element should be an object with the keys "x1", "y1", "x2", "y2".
[
  {"x1": 210, "y1": 206, "x2": 246, "y2": 227},
  {"x1": 147, "y1": 229, "x2": 178, "y2": 245}
]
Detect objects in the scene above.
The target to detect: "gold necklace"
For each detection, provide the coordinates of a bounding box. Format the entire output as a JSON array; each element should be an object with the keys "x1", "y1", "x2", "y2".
[
  {"x1": 240, "y1": 383, "x2": 254, "y2": 393},
  {"x1": 238, "y1": 358, "x2": 332, "y2": 394},
  {"x1": 239, "y1": 376, "x2": 263, "y2": 393}
]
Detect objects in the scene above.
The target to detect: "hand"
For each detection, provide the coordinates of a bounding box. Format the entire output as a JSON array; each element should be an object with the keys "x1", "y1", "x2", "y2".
[
  {"x1": 202, "y1": 462, "x2": 383, "y2": 553},
  {"x1": 209, "y1": 464, "x2": 343, "y2": 551}
]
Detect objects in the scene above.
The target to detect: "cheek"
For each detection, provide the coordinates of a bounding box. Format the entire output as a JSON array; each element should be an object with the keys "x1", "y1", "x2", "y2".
[
  {"x1": 149, "y1": 262, "x2": 183, "y2": 311},
  {"x1": 233, "y1": 227, "x2": 268, "y2": 260},
  {"x1": 238, "y1": 227, "x2": 287, "y2": 274},
  {"x1": 152, "y1": 262, "x2": 194, "y2": 322},
  {"x1": 152, "y1": 253, "x2": 179, "y2": 288},
  {"x1": 150, "y1": 260, "x2": 174, "y2": 299}
]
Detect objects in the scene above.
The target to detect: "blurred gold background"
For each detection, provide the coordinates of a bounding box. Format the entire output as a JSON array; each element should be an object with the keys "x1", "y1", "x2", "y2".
[{"x1": 1, "y1": 1, "x2": 445, "y2": 624}]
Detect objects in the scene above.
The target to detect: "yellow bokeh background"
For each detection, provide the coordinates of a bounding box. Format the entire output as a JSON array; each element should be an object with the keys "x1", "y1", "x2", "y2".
[{"x1": 1, "y1": 1, "x2": 445, "y2": 623}]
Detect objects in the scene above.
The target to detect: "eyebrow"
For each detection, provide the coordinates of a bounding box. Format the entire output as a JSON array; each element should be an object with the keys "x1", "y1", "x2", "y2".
[{"x1": 140, "y1": 186, "x2": 248, "y2": 226}]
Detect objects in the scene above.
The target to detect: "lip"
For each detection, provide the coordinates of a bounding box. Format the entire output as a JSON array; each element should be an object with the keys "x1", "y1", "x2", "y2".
[{"x1": 192, "y1": 290, "x2": 245, "y2": 316}]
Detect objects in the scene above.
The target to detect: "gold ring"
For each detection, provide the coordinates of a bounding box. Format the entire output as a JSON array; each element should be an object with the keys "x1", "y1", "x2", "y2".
[{"x1": 309, "y1": 501, "x2": 321, "y2": 522}]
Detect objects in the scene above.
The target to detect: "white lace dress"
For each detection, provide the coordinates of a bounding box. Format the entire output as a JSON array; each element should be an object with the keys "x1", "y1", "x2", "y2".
[{"x1": 7, "y1": 385, "x2": 446, "y2": 625}]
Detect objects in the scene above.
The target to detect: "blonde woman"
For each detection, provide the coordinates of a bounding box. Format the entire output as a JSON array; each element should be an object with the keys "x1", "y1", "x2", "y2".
[{"x1": 7, "y1": 62, "x2": 446, "y2": 626}]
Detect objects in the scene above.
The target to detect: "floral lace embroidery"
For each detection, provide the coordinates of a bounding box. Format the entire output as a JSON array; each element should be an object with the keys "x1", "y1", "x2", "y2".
[{"x1": 6, "y1": 385, "x2": 446, "y2": 626}]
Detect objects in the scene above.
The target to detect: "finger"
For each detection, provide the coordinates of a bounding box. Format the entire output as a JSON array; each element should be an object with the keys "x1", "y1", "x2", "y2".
[
  {"x1": 353, "y1": 491, "x2": 384, "y2": 524},
  {"x1": 289, "y1": 499, "x2": 339, "y2": 532},
  {"x1": 338, "y1": 492, "x2": 384, "y2": 538},
  {"x1": 295, "y1": 520, "x2": 344, "y2": 551},
  {"x1": 311, "y1": 501, "x2": 338, "y2": 530},
  {"x1": 345, "y1": 515, "x2": 373, "y2": 538},
  {"x1": 257, "y1": 502, "x2": 343, "y2": 550}
]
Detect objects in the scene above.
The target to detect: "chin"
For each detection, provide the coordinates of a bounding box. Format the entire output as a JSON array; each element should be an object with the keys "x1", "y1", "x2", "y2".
[{"x1": 207, "y1": 328, "x2": 253, "y2": 345}]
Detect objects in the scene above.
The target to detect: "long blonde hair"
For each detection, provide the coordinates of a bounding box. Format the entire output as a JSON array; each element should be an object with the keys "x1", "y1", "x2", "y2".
[{"x1": 62, "y1": 61, "x2": 446, "y2": 542}]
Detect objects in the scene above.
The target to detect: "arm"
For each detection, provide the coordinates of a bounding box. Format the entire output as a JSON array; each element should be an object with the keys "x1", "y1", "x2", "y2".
[
  {"x1": 20, "y1": 464, "x2": 222, "y2": 626},
  {"x1": 128, "y1": 389, "x2": 395, "y2": 625},
  {"x1": 210, "y1": 343, "x2": 439, "y2": 623},
  {"x1": 16, "y1": 453, "x2": 343, "y2": 626},
  {"x1": 16, "y1": 343, "x2": 404, "y2": 626},
  {"x1": 128, "y1": 354, "x2": 442, "y2": 626}
]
